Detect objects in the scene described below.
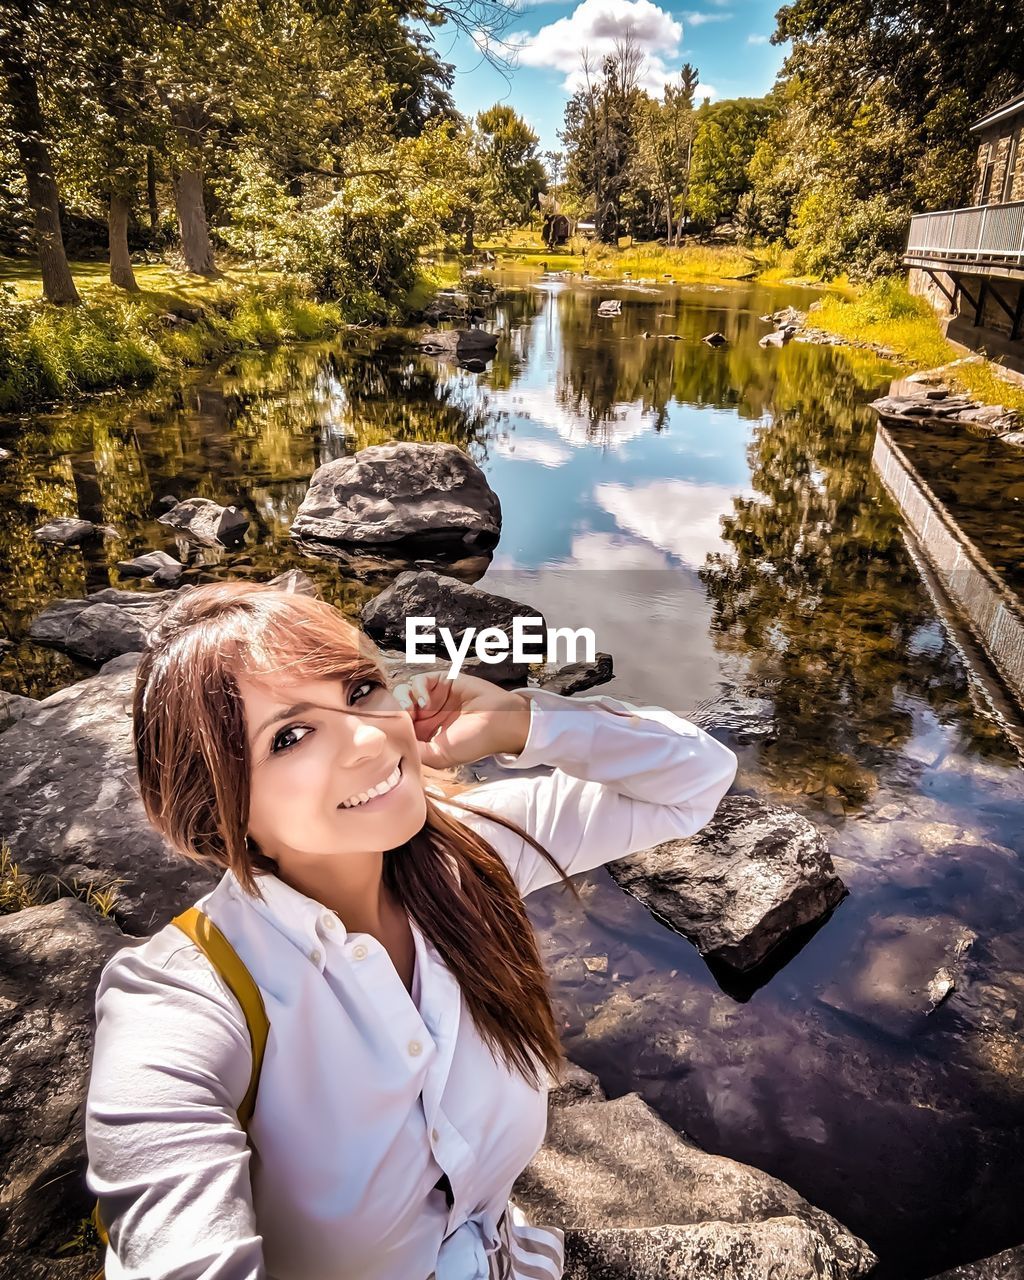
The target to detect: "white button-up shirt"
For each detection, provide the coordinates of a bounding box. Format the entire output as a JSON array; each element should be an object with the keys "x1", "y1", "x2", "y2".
[{"x1": 85, "y1": 686, "x2": 737, "y2": 1280}]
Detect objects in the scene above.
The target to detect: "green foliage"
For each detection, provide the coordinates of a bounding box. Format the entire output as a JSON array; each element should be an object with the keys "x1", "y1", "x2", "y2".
[
  {"x1": 472, "y1": 105, "x2": 545, "y2": 235},
  {"x1": 793, "y1": 186, "x2": 910, "y2": 282},
  {"x1": 689, "y1": 98, "x2": 779, "y2": 227}
]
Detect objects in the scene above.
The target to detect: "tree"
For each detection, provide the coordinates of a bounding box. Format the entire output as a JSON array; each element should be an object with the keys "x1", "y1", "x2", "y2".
[
  {"x1": 635, "y1": 63, "x2": 699, "y2": 242},
  {"x1": 688, "y1": 97, "x2": 777, "y2": 228},
  {"x1": 473, "y1": 104, "x2": 545, "y2": 235},
  {"x1": 0, "y1": 0, "x2": 80, "y2": 304}
]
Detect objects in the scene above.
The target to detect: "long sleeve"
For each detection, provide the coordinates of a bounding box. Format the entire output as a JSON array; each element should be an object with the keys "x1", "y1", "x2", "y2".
[
  {"x1": 85, "y1": 934, "x2": 266, "y2": 1280},
  {"x1": 448, "y1": 686, "x2": 738, "y2": 896}
]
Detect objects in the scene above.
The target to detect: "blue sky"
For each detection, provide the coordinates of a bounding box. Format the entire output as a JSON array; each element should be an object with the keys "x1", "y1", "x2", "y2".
[{"x1": 437, "y1": 0, "x2": 790, "y2": 154}]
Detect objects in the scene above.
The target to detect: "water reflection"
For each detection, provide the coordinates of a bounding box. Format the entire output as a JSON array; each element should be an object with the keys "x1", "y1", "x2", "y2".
[{"x1": 2, "y1": 275, "x2": 1024, "y2": 1276}]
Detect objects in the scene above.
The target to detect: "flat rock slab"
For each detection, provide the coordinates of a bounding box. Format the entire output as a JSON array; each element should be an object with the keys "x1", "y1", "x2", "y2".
[
  {"x1": 29, "y1": 586, "x2": 184, "y2": 664},
  {"x1": 516, "y1": 1070, "x2": 876, "y2": 1280},
  {"x1": 157, "y1": 496, "x2": 250, "y2": 547},
  {"x1": 0, "y1": 654, "x2": 216, "y2": 934},
  {"x1": 871, "y1": 394, "x2": 1021, "y2": 435},
  {"x1": 535, "y1": 654, "x2": 614, "y2": 695},
  {"x1": 607, "y1": 795, "x2": 847, "y2": 971},
  {"x1": 415, "y1": 329, "x2": 498, "y2": 356},
  {"x1": 291, "y1": 442, "x2": 501, "y2": 549},
  {"x1": 33, "y1": 518, "x2": 117, "y2": 547},
  {"x1": 0, "y1": 899, "x2": 125, "y2": 1264},
  {"x1": 115, "y1": 550, "x2": 183, "y2": 583},
  {"x1": 362, "y1": 570, "x2": 543, "y2": 682},
  {"x1": 927, "y1": 1245, "x2": 1024, "y2": 1278}
]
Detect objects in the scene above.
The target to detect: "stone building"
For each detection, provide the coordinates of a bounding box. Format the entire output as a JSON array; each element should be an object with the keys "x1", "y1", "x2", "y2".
[{"x1": 905, "y1": 90, "x2": 1024, "y2": 371}]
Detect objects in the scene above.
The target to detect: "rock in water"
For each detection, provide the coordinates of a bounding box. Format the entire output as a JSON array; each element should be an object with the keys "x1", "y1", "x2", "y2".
[
  {"x1": 115, "y1": 550, "x2": 183, "y2": 583},
  {"x1": 0, "y1": 654, "x2": 217, "y2": 933},
  {"x1": 607, "y1": 794, "x2": 847, "y2": 970},
  {"x1": 0, "y1": 900, "x2": 125, "y2": 1268},
  {"x1": 415, "y1": 329, "x2": 498, "y2": 357},
  {"x1": 291, "y1": 443, "x2": 501, "y2": 550},
  {"x1": 759, "y1": 325, "x2": 796, "y2": 349},
  {"x1": 926, "y1": 1244, "x2": 1024, "y2": 1278},
  {"x1": 702, "y1": 331, "x2": 728, "y2": 347},
  {"x1": 29, "y1": 586, "x2": 184, "y2": 664},
  {"x1": 515, "y1": 1069, "x2": 877, "y2": 1280},
  {"x1": 362, "y1": 570, "x2": 542, "y2": 681},
  {"x1": 597, "y1": 299, "x2": 622, "y2": 316},
  {"x1": 33, "y1": 517, "x2": 117, "y2": 546},
  {"x1": 157, "y1": 496, "x2": 250, "y2": 546},
  {"x1": 535, "y1": 653, "x2": 614, "y2": 695}
]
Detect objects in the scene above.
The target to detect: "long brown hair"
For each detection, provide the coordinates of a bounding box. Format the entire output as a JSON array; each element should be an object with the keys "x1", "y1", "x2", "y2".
[{"x1": 133, "y1": 580, "x2": 576, "y2": 1086}]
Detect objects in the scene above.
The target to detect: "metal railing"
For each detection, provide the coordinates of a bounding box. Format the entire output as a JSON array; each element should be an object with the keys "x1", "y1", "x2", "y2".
[{"x1": 906, "y1": 201, "x2": 1024, "y2": 265}]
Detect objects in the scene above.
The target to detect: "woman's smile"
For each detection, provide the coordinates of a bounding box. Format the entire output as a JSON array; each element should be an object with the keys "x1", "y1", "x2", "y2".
[{"x1": 338, "y1": 758, "x2": 406, "y2": 810}]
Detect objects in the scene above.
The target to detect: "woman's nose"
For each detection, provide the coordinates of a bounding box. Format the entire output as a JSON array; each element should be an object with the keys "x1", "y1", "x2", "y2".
[{"x1": 334, "y1": 715, "x2": 389, "y2": 768}]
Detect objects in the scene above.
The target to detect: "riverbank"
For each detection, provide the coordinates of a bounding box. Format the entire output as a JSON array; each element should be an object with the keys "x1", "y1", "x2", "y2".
[{"x1": 0, "y1": 258, "x2": 459, "y2": 413}]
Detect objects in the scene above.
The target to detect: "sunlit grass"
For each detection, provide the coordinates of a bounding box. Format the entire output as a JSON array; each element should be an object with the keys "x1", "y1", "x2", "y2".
[{"x1": 809, "y1": 278, "x2": 1024, "y2": 414}]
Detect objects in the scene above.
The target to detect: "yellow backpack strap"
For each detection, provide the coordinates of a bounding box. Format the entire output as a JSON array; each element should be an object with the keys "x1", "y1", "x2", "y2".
[
  {"x1": 170, "y1": 906, "x2": 269, "y2": 1129},
  {"x1": 91, "y1": 908, "x2": 269, "y2": 1266}
]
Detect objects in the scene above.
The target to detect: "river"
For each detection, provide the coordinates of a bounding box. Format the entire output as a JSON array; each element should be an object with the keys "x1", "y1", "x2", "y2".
[{"x1": 2, "y1": 271, "x2": 1023, "y2": 1277}]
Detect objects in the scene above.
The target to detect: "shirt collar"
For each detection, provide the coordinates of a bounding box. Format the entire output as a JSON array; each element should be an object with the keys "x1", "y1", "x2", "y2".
[{"x1": 226, "y1": 865, "x2": 347, "y2": 952}]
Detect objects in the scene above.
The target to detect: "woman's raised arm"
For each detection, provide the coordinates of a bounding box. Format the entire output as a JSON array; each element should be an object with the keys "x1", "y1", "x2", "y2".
[
  {"x1": 86, "y1": 933, "x2": 266, "y2": 1279},
  {"x1": 444, "y1": 686, "x2": 739, "y2": 897}
]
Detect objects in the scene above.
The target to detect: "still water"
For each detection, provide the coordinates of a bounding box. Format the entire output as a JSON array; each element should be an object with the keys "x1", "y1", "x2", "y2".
[{"x1": 2, "y1": 274, "x2": 1023, "y2": 1277}]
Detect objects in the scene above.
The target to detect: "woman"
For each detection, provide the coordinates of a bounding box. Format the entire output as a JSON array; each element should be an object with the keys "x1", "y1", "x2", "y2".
[{"x1": 85, "y1": 581, "x2": 737, "y2": 1280}]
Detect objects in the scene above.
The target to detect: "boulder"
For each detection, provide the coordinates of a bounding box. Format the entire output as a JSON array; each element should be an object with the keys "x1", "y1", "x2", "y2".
[
  {"x1": 597, "y1": 300, "x2": 622, "y2": 317},
  {"x1": 415, "y1": 330, "x2": 498, "y2": 358},
  {"x1": 0, "y1": 900, "x2": 126, "y2": 1270},
  {"x1": 607, "y1": 795, "x2": 847, "y2": 971},
  {"x1": 156, "y1": 497, "x2": 250, "y2": 547},
  {"x1": 0, "y1": 653, "x2": 217, "y2": 934},
  {"x1": 422, "y1": 291, "x2": 470, "y2": 322},
  {"x1": 1, "y1": 689, "x2": 39, "y2": 730},
  {"x1": 702, "y1": 331, "x2": 728, "y2": 347},
  {"x1": 515, "y1": 1067, "x2": 877, "y2": 1280},
  {"x1": 115, "y1": 550, "x2": 183, "y2": 583},
  {"x1": 759, "y1": 326, "x2": 796, "y2": 349},
  {"x1": 32, "y1": 518, "x2": 116, "y2": 547},
  {"x1": 362, "y1": 570, "x2": 543, "y2": 682},
  {"x1": 759, "y1": 306, "x2": 805, "y2": 329},
  {"x1": 29, "y1": 587, "x2": 183, "y2": 665},
  {"x1": 535, "y1": 654, "x2": 614, "y2": 696},
  {"x1": 291, "y1": 443, "x2": 501, "y2": 550},
  {"x1": 927, "y1": 1245, "x2": 1024, "y2": 1278}
]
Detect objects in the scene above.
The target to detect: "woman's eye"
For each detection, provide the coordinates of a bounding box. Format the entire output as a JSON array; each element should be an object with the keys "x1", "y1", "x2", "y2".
[
  {"x1": 271, "y1": 725, "x2": 311, "y2": 754},
  {"x1": 348, "y1": 678, "x2": 384, "y2": 704}
]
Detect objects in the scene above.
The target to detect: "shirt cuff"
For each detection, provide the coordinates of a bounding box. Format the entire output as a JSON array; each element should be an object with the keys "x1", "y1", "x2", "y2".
[{"x1": 491, "y1": 686, "x2": 597, "y2": 769}]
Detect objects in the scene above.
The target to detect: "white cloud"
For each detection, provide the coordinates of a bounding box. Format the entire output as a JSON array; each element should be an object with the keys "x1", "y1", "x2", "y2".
[
  {"x1": 746, "y1": 32, "x2": 769, "y2": 43},
  {"x1": 684, "y1": 9, "x2": 731, "y2": 23},
  {"x1": 695, "y1": 80, "x2": 717, "y2": 100},
  {"x1": 511, "y1": 0, "x2": 684, "y2": 93}
]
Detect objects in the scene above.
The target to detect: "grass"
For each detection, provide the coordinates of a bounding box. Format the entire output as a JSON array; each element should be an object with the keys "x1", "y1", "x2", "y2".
[
  {"x1": 0, "y1": 255, "x2": 453, "y2": 412},
  {"x1": 807, "y1": 277, "x2": 1024, "y2": 415},
  {"x1": 0, "y1": 838, "x2": 124, "y2": 918}
]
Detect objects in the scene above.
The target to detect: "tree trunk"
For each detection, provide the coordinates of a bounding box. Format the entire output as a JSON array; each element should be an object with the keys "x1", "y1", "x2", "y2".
[
  {"x1": 463, "y1": 209, "x2": 475, "y2": 256},
  {"x1": 108, "y1": 194, "x2": 139, "y2": 291},
  {"x1": 146, "y1": 149, "x2": 158, "y2": 231},
  {"x1": 0, "y1": 44, "x2": 80, "y2": 305},
  {"x1": 172, "y1": 165, "x2": 216, "y2": 276}
]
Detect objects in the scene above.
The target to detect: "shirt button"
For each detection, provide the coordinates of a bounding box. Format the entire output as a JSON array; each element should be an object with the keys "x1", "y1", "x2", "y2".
[
  {"x1": 310, "y1": 948, "x2": 322, "y2": 965},
  {"x1": 323, "y1": 914, "x2": 337, "y2": 930},
  {"x1": 408, "y1": 1040, "x2": 422, "y2": 1057},
  {"x1": 431, "y1": 1128, "x2": 440, "y2": 1143},
  {"x1": 353, "y1": 943, "x2": 368, "y2": 960}
]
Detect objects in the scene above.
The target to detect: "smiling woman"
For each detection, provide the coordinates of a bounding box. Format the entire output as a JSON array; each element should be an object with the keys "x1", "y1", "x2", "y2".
[{"x1": 84, "y1": 580, "x2": 737, "y2": 1280}]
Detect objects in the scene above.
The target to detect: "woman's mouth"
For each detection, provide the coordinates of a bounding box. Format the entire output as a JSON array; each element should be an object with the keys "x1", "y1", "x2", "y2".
[{"x1": 338, "y1": 759, "x2": 404, "y2": 810}]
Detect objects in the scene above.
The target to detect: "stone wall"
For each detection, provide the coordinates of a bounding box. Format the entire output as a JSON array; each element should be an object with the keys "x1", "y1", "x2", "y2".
[
  {"x1": 974, "y1": 121, "x2": 1024, "y2": 204},
  {"x1": 908, "y1": 266, "x2": 956, "y2": 318}
]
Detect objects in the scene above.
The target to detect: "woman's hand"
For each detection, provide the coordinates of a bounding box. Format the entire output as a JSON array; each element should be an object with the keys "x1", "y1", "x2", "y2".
[{"x1": 392, "y1": 671, "x2": 532, "y2": 769}]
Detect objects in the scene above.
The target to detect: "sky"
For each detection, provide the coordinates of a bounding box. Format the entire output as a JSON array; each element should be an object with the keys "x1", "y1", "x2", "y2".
[{"x1": 436, "y1": 0, "x2": 790, "y2": 155}]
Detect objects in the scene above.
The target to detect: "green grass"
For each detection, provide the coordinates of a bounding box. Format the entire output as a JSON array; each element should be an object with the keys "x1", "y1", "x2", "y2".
[
  {"x1": 808, "y1": 277, "x2": 1024, "y2": 414},
  {"x1": 0, "y1": 258, "x2": 391, "y2": 411},
  {"x1": 0, "y1": 837, "x2": 124, "y2": 918}
]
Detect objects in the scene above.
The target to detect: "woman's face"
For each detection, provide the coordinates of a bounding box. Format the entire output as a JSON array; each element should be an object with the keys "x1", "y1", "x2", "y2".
[{"x1": 239, "y1": 667, "x2": 427, "y2": 864}]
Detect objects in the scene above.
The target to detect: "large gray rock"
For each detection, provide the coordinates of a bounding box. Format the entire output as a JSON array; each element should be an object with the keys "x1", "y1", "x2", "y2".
[
  {"x1": 928, "y1": 1245, "x2": 1024, "y2": 1278},
  {"x1": 28, "y1": 587, "x2": 184, "y2": 665},
  {"x1": 535, "y1": 654, "x2": 614, "y2": 695},
  {"x1": 362, "y1": 570, "x2": 543, "y2": 682},
  {"x1": 115, "y1": 550, "x2": 183, "y2": 584},
  {"x1": 516, "y1": 1068, "x2": 877, "y2": 1280},
  {"x1": 871, "y1": 393, "x2": 1020, "y2": 435},
  {"x1": 0, "y1": 655, "x2": 216, "y2": 934},
  {"x1": 291, "y1": 443, "x2": 501, "y2": 550},
  {"x1": 157, "y1": 496, "x2": 250, "y2": 547},
  {"x1": 607, "y1": 795, "x2": 847, "y2": 971},
  {"x1": 0, "y1": 899, "x2": 125, "y2": 1271},
  {"x1": 1, "y1": 689, "x2": 39, "y2": 731}
]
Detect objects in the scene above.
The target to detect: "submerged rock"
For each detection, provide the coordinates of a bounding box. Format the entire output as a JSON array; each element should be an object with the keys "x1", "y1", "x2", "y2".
[
  {"x1": 157, "y1": 496, "x2": 250, "y2": 547},
  {"x1": 535, "y1": 654, "x2": 614, "y2": 695},
  {"x1": 116, "y1": 550, "x2": 183, "y2": 584},
  {"x1": 32, "y1": 517, "x2": 117, "y2": 547},
  {"x1": 416, "y1": 329, "x2": 498, "y2": 358},
  {"x1": 607, "y1": 795, "x2": 847, "y2": 971},
  {"x1": 516, "y1": 1067, "x2": 877, "y2": 1280},
  {"x1": 0, "y1": 653, "x2": 216, "y2": 933},
  {"x1": 702, "y1": 331, "x2": 728, "y2": 347},
  {"x1": 29, "y1": 586, "x2": 183, "y2": 664},
  {"x1": 0, "y1": 899, "x2": 124, "y2": 1269},
  {"x1": 759, "y1": 326, "x2": 797, "y2": 349},
  {"x1": 291, "y1": 443, "x2": 501, "y2": 550},
  {"x1": 927, "y1": 1243, "x2": 1024, "y2": 1278},
  {"x1": 362, "y1": 570, "x2": 542, "y2": 682}
]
